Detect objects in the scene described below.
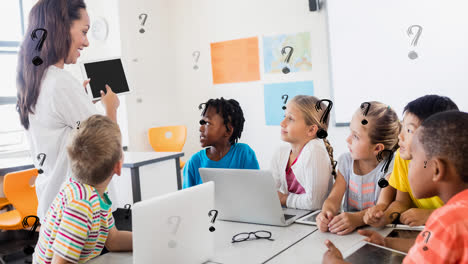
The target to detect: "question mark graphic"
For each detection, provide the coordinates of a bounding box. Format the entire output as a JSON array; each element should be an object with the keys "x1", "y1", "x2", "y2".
[
  {"x1": 281, "y1": 46, "x2": 294, "y2": 74},
  {"x1": 281, "y1": 94, "x2": 289, "y2": 110},
  {"x1": 407, "y1": 25, "x2": 423, "y2": 60},
  {"x1": 37, "y1": 153, "x2": 46, "y2": 174},
  {"x1": 424, "y1": 161, "x2": 427, "y2": 168},
  {"x1": 76, "y1": 121, "x2": 80, "y2": 129},
  {"x1": 208, "y1": 209, "x2": 218, "y2": 232},
  {"x1": 377, "y1": 149, "x2": 394, "y2": 188},
  {"x1": 124, "y1": 204, "x2": 131, "y2": 219},
  {"x1": 31, "y1": 28, "x2": 48, "y2": 66},
  {"x1": 193, "y1": 51, "x2": 200, "y2": 70},
  {"x1": 421, "y1": 231, "x2": 431, "y2": 251},
  {"x1": 167, "y1": 216, "x2": 181, "y2": 248},
  {"x1": 360, "y1": 102, "x2": 371, "y2": 125},
  {"x1": 139, "y1": 13, "x2": 148, "y2": 34}
]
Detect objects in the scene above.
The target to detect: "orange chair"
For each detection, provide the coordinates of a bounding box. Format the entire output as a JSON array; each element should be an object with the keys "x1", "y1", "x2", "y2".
[
  {"x1": 0, "y1": 197, "x2": 10, "y2": 210},
  {"x1": 0, "y1": 168, "x2": 39, "y2": 230},
  {"x1": 148, "y1": 126, "x2": 187, "y2": 169}
]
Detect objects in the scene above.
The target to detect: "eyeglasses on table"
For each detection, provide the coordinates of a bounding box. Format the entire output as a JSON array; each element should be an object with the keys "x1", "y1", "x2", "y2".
[{"x1": 231, "y1": 230, "x2": 274, "y2": 243}]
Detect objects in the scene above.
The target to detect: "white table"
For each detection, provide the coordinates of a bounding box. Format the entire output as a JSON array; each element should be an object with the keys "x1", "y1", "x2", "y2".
[
  {"x1": 89, "y1": 221, "x2": 393, "y2": 264},
  {"x1": 120, "y1": 152, "x2": 184, "y2": 203},
  {"x1": 210, "y1": 221, "x2": 316, "y2": 264},
  {"x1": 268, "y1": 226, "x2": 393, "y2": 264}
]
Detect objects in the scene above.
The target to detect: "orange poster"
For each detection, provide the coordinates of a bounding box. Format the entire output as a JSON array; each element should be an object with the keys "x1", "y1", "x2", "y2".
[{"x1": 210, "y1": 37, "x2": 260, "y2": 84}]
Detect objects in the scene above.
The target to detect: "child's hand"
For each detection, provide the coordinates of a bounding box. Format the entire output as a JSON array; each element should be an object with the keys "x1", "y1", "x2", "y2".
[
  {"x1": 363, "y1": 205, "x2": 386, "y2": 227},
  {"x1": 323, "y1": 240, "x2": 346, "y2": 264},
  {"x1": 277, "y1": 191, "x2": 288, "y2": 206},
  {"x1": 328, "y1": 212, "x2": 361, "y2": 235},
  {"x1": 317, "y1": 210, "x2": 334, "y2": 232},
  {"x1": 357, "y1": 229, "x2": 386, "y2": 247},
  {"x1": 400, "y1": 208, "x2": 432, "y2": 226}
]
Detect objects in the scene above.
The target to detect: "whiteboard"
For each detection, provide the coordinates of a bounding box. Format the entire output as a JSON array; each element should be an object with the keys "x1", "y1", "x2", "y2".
[{"x1": 326, "y1": 0, "x2": 468, "y2": 124}]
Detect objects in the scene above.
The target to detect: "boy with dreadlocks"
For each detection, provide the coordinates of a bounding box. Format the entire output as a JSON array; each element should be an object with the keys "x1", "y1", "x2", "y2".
[{"x1": 182, "y1": 97, "x2": 260, "y2": 188}]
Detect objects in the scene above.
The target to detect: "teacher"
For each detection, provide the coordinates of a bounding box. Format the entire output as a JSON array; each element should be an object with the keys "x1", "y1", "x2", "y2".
[{"x1": 16, "y1": 0, "x2": 120, "y2": 221}]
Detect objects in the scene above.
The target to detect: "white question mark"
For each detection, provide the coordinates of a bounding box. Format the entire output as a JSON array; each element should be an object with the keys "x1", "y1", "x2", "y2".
[
  {"x1": 281, "y1": 94, "x2": 289, "y2": 110},
  {"x1": 193, "y1": 51, "x2": 200, "y2": 70},
  {"x1": 208, "y1": 210, "x2": 218, "y2": 232},
  {"x1": 407, "y1": 25, "x2": 423, "y2": 60},
  {"x1": 281, "y1": 46, "x2": 294, "y2": 74},
  {"x1": 167, "y1": 216, "x2": 181, "y2": 248},
  {"x1": 139, "y1": 13, "x2": 148, "y2": 34}
]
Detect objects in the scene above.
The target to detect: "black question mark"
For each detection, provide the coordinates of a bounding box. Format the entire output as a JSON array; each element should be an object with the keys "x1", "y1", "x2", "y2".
[
  {"x1": 377, "y1": 150, "x2": 394, "y2": 188},
  {"x1": 314, "y1": 99, "x2": 333, "y2": 139},
  {"x1": 315, "y1": 99, "x2": 333, "y2": 124},
  {"x1": 31, "y1": 28, "x2": 48, "y2": 66},
  {"x1": 331, "y1": 160, "x2": 338, "y2": 178},
  {"x1": 208, "y1": 209, "x2": 218, "y2": 232},
  {"x1": 281, "y1": 46, "x2": 294, "y2": 74},
  {"x1": 22, "y1": 215, "x2": 40, "y2": 255},
  {"x1": 76, "y1": 121, "x2": 80, "y2": 129},
  {"x1": 360, "y1": 102, "x2": 371, "y2": 125},
  {"x1": 421, "y1": 231, "x2": 431, "y2": 251},
  {"x1": 139, "y1": 13, "x2": 148, "y2": 33},
  {"x1": 37, "y1": 153, "x2": 46, "y2": 174},
  {"x1": 281, "y1": 94, "x2": 289, "y2": 110},
  {"x1": 424, "y1": 161, "x2": 427, "y2": 168},
  {"x1": 22, "y1": 215, "x2": 40, "y2": 237},
  {"x1": 124, "y1": 204, "x2": 131, "y2": 219},
  {"x1": 389, "y1": 212, "x2": 400, "y2": 227}
]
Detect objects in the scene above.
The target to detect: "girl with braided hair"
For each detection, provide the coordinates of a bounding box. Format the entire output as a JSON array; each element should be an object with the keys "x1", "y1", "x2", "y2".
[
  {"x1": 316, "y1": 102, "x2": 400, "y2": 235},
  {"x1": 271, "y1": 95, "x2": 336, "y2": 210}
]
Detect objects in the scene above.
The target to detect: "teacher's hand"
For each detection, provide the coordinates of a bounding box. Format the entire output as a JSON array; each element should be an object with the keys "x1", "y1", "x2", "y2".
[
  {"x1": 83, "y1": 79, "x2": 91, "y2": 94},
  {"x1": 100, "y1": 85, "x2": 120, "y2": 113}
]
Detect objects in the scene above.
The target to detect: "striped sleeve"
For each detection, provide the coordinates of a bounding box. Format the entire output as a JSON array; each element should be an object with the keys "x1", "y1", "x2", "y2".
[
  {"x1": 51, "y1": 199, "x2": 93, "y2": 263},
  {"x1": 107, "y1": 210, "x2": 115, "y2": 229}
]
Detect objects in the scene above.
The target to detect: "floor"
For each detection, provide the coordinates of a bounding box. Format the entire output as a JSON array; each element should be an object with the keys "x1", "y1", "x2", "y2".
[{"x1": 0, "y1": 208, "x2": 132, "y2": 264}]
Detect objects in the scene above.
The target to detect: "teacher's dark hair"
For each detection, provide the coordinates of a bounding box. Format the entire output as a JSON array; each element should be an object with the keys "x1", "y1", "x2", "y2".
[{"x1": 16, "y1": 0, "x2": 86, "y2": 129}]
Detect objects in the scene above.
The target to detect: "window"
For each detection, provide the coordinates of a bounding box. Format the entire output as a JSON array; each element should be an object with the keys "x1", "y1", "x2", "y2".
[{"x1": 0, "y1": 0, "x2": 35, "y2": 154}]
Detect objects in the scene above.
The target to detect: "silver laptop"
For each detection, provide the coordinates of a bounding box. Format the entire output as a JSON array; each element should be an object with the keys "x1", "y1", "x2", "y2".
[
  {"x1": 132, "y1": 182, "x2": 214, "y2": 264},
  {"x1": 199, "y1": 168, "x2": 310, "y2": 226}
]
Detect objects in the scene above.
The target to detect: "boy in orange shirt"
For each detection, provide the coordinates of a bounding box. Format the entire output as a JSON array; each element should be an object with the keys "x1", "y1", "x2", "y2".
[{"x1": 323, "y1": 110, "x2": 468, "y2": 264}]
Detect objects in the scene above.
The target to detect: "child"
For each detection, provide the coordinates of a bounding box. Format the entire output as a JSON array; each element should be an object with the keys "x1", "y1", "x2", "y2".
[
  {"x1": 324, "y1": 110, "x2": 468, "y2": 263},
  {"x1": 183, "y1": 98, "x2": 260, "y2": 188},
  {"x1": 271, "y1": 95, "x2": 335, "y2": 210},
  {"x1": 33, "y1": 115, "x2": 132, "y2": 264},
  {"x1": 364, "y1": 95, "x2": 458, "y2": 227},
  {"x1": 316, "y1": 102, "x2": 400, "y2": 235}
]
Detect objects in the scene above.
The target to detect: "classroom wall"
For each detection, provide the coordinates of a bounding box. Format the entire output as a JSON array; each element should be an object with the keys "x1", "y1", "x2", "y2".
[
  {"x1": 66, "y1": 0, "x2": 130, "y2": 147},
  {"x1": 118, "y1": 0, "x2": 350, "y2": 168}
]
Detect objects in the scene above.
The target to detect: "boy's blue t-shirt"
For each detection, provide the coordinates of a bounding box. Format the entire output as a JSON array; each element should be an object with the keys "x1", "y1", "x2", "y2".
[{"x1": 182, "y1": 143, "x2": 260, "y2": 188}]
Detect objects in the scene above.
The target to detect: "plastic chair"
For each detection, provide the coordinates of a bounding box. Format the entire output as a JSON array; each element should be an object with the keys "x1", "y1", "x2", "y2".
[
  {"x1": 0, "y1": 168, "x2": 39, "y2": 230},
  {"x1": 0, "y1": 198, "x2": 10, "y2": 210},
  {"x1": 148, "y1": 126, "x2": 187, "y2": 169}
]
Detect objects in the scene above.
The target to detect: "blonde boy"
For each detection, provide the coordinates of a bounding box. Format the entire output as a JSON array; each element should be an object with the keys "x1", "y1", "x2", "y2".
[{"x1": 34, "y1": 115, "x2": 132, "y2": 264}]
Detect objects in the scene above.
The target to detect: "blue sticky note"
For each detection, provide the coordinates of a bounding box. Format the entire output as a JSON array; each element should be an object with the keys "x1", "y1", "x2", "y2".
[{"x1": 264, "y1": 81, "x2": 314, "y2": 126}]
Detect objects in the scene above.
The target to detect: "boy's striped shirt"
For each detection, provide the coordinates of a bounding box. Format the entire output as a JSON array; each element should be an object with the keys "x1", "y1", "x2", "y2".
[{"x1": 33, "y1": 177, "x2": 114, "y2": 264}]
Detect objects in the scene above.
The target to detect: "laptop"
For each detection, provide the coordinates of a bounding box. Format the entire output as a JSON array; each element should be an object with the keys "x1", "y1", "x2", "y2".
[
  {"x1": 199, "y1": 168, "x2": 311, "y2": 226},
  {"x1": 132, "y1": 182, "x2": 214, "y2": 264}
]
